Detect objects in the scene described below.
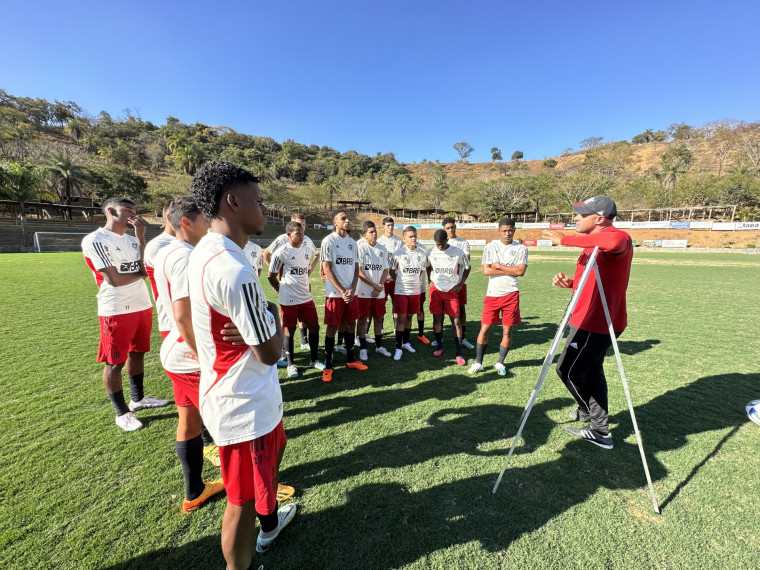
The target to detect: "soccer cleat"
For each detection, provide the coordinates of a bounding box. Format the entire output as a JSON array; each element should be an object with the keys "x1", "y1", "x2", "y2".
[
  {"x1": 359, "y1": 348, "x2": 368, "y2": 361},
  {"x1": 401, "y1": 343, "x2": 416, "y2": 353},
  {"x1": 468, "y1": 362, "x2": 483, "y2": 374},
  {"x1": 564, "y1": 426, "x2": 613, "y2": 449},
  {"x1": 128, "y1": 396, "x2": 169, "y2": 412},
  {"x1": 568, "y1": 407, "x2": 591, "y2": 422},
  {"x1": 347, "y1": 361, "x2": 368, "y2": 371},
  {"x1": 256, "y1": 503, "x2": 297, "y2": 553},
  {"x1": 322, "y1": 369, "x2": 333, "y2": 383},
  {"x1": 461, "y1": 338, "x2": 475, "y2": 349},
  {"x1": 430, "y1": 339, "x2": 438, "y2": 347},
  {"x1": 376, "y1": 346, "x2": 392, "y2": 357},
  {"x1": 494, "y1": 363, "x2": 507, "y2": 376},
  {"x1": 276, "y1": 358, "x2": 288, "y2": 368},
  {"x1": 365, "y1": 337, "x2": 376, "y2": 344},
  {"x1": 334, "y1": 344, "x2": 347, "y2": 355},
  {"x1": 433, "y1": 348, "x2": 444, "y2": 357},
  {"x1": 286, "y1": 364, "x2": 299, "y2": 378},
  {"x1": 299, "y1": 343, "x2": 310, "y2": 351},
  {"x1": 276, "y1": 484, "x2": 295, "y2": 503},
  {"x1": 393, "y1": 348, "x2": 403, "y2": 361},
  {"x1": 203, "y1": 443, "x2": 221, "y2": 467},
  {"x1": 182, "y1": 478, "x2": 225, "y2": 514},
  {"x1": 455, "y1": 356, "x2": 466, "y2": 366},
  {"x1": 310, "y1": 360, "x2": 326, "y2": 371},
  {"x1": 115, "y1": 412, "x2": 143, "y2": 432},
  {"x1": 417, "y1": 335, "x2": 431, "y2": 345}
]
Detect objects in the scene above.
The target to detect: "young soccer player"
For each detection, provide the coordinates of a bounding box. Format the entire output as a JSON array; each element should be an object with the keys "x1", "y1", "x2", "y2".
[
  {"x1": 389, "y1": 226, "x2": 428, "y2": 361},
  {"x1": 81, "y1": 198, "x2": 168, "y2": 432},
  {"x1": 469, "y1": 218, "x2": 528, "y2": 376},
  {"x1": 356, "y1": 221, "x2": 391, "y2": 359},
  {"x1": 439, "y1": 216, "x2": 474, "y2": 349},
  {"x1": 144, "y1": 200, "x2": 176, "y2": 338},
  {"x1": 268, "y1": 221, "x2": 325, "y2": 377},
  {"x1": 427, "y1": 229, "x2": 470, "y2": 365},
  {"x1": 188, "y1": 162, "x2": 294, "y2": 569},
  {"x1": 376, "y1": 216, "x2": 403, "y2": 331}
]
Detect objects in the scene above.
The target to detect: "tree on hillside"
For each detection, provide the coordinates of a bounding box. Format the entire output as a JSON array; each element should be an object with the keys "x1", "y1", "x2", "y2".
[
  {"x1": 557, "y1": 172, "x2": 612, "y2": 207},
  {"x1": 453, "y1": 142, "x2": 474, "y2": 163},
  {"x1": 583, "y1": 141, "x2": 632, "y2": 178},
  {"x1": 737, "y1": 122, "x2": 760, "y2": 173},
  {"x1": 481, "y1": 177, "x2": 531, "y2": 220},
  {"x1": 561, "y1": 147, "x2": 573, "y2": 157},
  {"x1": 658, "y1": 144, "x2": 693, "y2": 200},
  {"x1": 511, "y1": 150, "x2": 524, "y2": 165},
  {"x1": 580, "y1": 137, "x2": 603, "y2": 150},
  {"x1": 323, "y1": 175, "x2": 343, "y2": 210},
  {"x1": 704, "y1": 120, "x2": 740, "y2": 176},
  {"x1": 491, "y1": 147, "x2": 502, "y2": 162},
  {"x1": 43, "y1": 150, "x2": 89, "y2": 202},
  {"x1": 172, "y1": 144, "x2": 204, "y2": 175},
  {"x1": 0, "y1": 161, "x2": 51, "y2": 247},
  {"x1": 543, "y1": 158, "x2": 558, "y2": 168}
]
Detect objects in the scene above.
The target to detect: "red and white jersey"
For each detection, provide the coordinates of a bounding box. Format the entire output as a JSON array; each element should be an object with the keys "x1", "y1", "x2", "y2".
[
  {"x1": 243, "y1": 241, "x2": 264, "y2": 273},
  {"x1": 266, "y1": 233, "x2": 316, "y2": 257},
  {"x1": 427, "y1": 245, "x2": 470, "y2": 292},
  {"x1": 357, "y1": 240, "x2": 388, "y2": 299},
  {"x1": 144, "y1": 232, "x2": 176, "y2": 333},
  {"x1": 392, "y1": 245, "x2": 428, "y2": 296},
  {"x1": 321, "y1": 232, "x2": 359, "y2": 298},
  {"x1": 81, "y1": 228, "x2": 152, "y2": 317},
  {"x1": 448, "y1": 235, "x2": 471, "y2": 257},
  {"x1": 153, "y1": 240, "x2": 199, "y2": 374},
  {"x1": 269, "y1": 240, "x2": 317, "y2": 306},
  {"x1": 481, "y1": 240, "x2": 529, "y2": 296},
  {"x1": 377, "y1": 234, "x2": 403, "y2": 271},
  {"x1": 188, "y1": 232, "x2": 282, "y2": 447}
]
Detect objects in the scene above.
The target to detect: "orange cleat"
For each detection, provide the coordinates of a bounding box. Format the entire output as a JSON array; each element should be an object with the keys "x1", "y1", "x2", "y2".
[
  {"x1": 182, "y1": 478, "x2": 225, "y2": 514},
  {"x1": 417, "y1": 335, "x2": 431, "y2": 345},
  {"x1": 277, "y1": 484, "x2": 295, "y2": 503},
  {"x1": 322, "y1": 369, "x2": 333, "y2": 383},
  {"x1": 346, "y1": 361, "x2": 368, "y2": 371}
]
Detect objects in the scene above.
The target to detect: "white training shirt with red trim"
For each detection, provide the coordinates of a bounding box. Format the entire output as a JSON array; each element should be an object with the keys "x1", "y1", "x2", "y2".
[
  {"x1": 81, "y1": 228, "x2": 152, "y2": 317},
  {"x1": 392, "y1": 245, "x2": 428, "y2": 296},
  {"x1": 188, "y1": 232, "x2": 282, "y2": 447},
  {"x1": 377, "y1": 233, "x2": 403, "y2": 270},
  {"x1": 481, "y1": 240, "x2": 529, "y2": 296},
  {"x1": 427, "y1": 245, "x2": 470, "y2": 292},
  {"x1": 243, "y1": 240, "x2": 264, "y2": 273},
  {"x1": 269, "y1": 240, "x2": 317, "y2": 306},
  {"x1": 356, "y1": 240, "x2": 388, "y2": 298},
  {"x1": 153, "y1": 239, "x2": 200, "y2": 374},
  {"x1": 266, "y1": 233, "x2": 316, "y2": 256},
  {"x1": 321, "y1": 232, "x2": 359, "y2": 298},
  {"x1": 448, "y1": 235, "x2": 471, "y2": 257},
  {"x1": 144, "y1": 231, "x2": 176, "y2": 333}
]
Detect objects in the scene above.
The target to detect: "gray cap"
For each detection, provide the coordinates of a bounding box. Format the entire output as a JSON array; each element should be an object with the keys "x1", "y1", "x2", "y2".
[{"x1": 572, "y1": 196, "x2": 617, "y2": 219}]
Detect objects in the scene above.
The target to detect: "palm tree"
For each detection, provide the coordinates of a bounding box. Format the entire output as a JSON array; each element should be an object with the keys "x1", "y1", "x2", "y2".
[
  {"x1": 0, "y1": 161, "x2": 52, "y2": 248},
  {"x1": 172, "y1": 145, "x2": 204, "y2": 175},
  {"x1": 323, "y1": 175, "x2": 343, "y2": 210},
  {"x1": 44, "y1": 150, "x2": 90, "y2": 202}
]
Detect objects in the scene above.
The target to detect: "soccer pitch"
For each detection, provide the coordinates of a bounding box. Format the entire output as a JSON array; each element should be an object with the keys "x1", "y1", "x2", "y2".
[{"x1": 1, "y1": 250, "x2": 758, "y2": 569}]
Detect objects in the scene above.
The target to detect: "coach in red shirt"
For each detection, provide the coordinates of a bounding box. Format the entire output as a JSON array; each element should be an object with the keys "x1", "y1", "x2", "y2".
[{"x1": 551, "y1": 196, "x2": 633, "y2": 450}]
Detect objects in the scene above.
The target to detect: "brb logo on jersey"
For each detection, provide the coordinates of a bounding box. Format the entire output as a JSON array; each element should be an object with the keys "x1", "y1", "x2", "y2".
[
  {"x1": 434, "y1": 267, "x2": 455, "y2": 274},
  {"x1": 364, "y1": 263, "x2": 383, "y2": 271},
  {"x1": 119, "y1": 261, "x2": 140, "y2": 272},
  {"x1": 290, "y1": 267, "x2": 309, "y2": 275},
  {"x1": 335, "y1": 257, "x2": 354, "y2": 265},
  {"x1": 402, "y1": 267, "x2": 420, "y2": 274}
]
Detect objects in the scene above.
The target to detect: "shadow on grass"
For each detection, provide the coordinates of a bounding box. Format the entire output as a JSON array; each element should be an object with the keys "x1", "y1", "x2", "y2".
[{"x1": 108, "y1": 372, "x2": 757, "y2": 569}]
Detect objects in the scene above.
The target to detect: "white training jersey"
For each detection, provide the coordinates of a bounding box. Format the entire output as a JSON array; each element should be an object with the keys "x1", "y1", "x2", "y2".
[
  {"x1": 82, "y1": 228, "x2": 152, "y2": 317},
  {"x1": 427, "y1": 245, "x2": 470, "y2": 292},
  {"x1": 377, "y1": 234, "x2": 403, "y2": 275},
  {"x1": 144, "y1": 232, "x2": 176, "y2": 332},
  {"x1": 243, "y1": 241, "x2": 264, "y2": 274},
  {"x1": 188, "y1": 232, "x2": 282, "y2": 447},
  {"x1": 153, "y1": 240, "x2": 200, "y2": 374},
  {"x1": 392, "y1": 245, "x2": 428, "y2": 296},
  {"x1": 266, "y1": 233, "x2": 316, "y2": 257},
  {"x1": 269, "y1": 240, "x2": 317, "y2": 306},
  {"x1": 448, "y1": 235, "x2": 471, "y2": 257},
  {"x1": 321, "y1": 232, "x2": 359, "y2": 298},
  {"x1": 481, "y1": 240, "x2": 529, "y2": 296},
  {"x1": 416, "y1": 242, "x2": 429, "y2": 288},
  {"x1": 357, "y1": 240, "x2": 388, "y2": 299}
]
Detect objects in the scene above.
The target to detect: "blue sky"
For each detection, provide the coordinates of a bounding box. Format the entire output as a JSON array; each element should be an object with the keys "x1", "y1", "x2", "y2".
[{"x1": 2, "y1": 0, "x2": 759, "y2": 164}]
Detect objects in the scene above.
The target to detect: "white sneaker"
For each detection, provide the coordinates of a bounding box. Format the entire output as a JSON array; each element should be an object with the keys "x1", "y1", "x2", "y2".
[
  {"x1": 430, "y1": 339, "x2": 438, "y2": 347},
  {"x1": 468, "y1": 362, "x2": 483, "y2": 374},
  {"x1": 401, "y1": 342, "x2": 416, "y2": 353},
  {"x1": 299, "y1": 343, "x2": 310, "y2": 351},
  {"x1": 334, "y1": 344, "x2": 347, "y2": 355},
  {"x1": 286, "y1": 364, "x2": 298, "y2": 378},
  {"x1": 376, "y1": 346, "x2": 392, "y2": 357},
  {"x1": 115, "y1": 412, "x2": 143, "y2": 431},
  {"x1": 359, "y1": 349, "x2": 368, "y2": 361},
  {"x1": 393, "y1": 348, "x2": 403, "y2": 361},
  {"x1": 128, "y1": 396, "x2": 169, "y2": 412},
  {"x1": 310, "y1": 360, "x2": 326, "y2": 370},
  {"x1": 494, "y1": 363, "x2": 507, "y2": 376},
  {"x1": 365, "y1": 336, "x2": 376, "y2": 344},
  {"x1": 256, "y1": 502, "x2": 297, "y2": 553},
  {"x1": 461, "y1": 338, "x2": 475, "y2": 349}
]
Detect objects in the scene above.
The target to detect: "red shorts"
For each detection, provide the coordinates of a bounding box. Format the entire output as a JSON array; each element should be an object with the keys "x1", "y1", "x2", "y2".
[
  {"x1": 357, "y1": 296, "x2": 387, "y2": 319},
  {"x1": 219, "y1": 420, "x2": 287, "y2": 512},
  {"x1": 482, "y1": 292, "x2": 521, "y2": 326},
  {"x1": 457, "y1": 284, "x2": 467, "y2": 305},
  {"x1": 384, "y1": 280, "x2": 395, "y2": 301},
  {"x1": 324, "y1": 297, "x2": 360, "y2": 326},
  {"x1": 280, "y1": 301, "x2": 318, "y2": 328},
  {"x1": 165, "y1": 370, "x2": 200, "y2": 408},
  {"x1": 98, "y1": 308, "x2": 153, "y2": 365},
  {"x1": 393, "y1": 293, "x2": 421, "y2": 316},
  {"x1": 429, "y1": 284, "x2": 460, "y2": 317}
]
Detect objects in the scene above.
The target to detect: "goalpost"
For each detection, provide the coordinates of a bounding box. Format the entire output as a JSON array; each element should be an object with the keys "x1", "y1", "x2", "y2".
[{"x1": 33, "y1": 232, "x2": 90, "y2": 253}]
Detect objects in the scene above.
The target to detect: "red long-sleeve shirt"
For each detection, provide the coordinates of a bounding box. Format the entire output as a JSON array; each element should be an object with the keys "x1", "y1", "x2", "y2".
[{"x1": 561, "y1": 226, "x2": 633, "y2": 334}]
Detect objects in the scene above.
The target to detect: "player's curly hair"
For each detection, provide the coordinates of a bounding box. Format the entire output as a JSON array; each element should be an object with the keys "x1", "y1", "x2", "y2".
[{"x1": 190, "y1": 161, "x2": 259, "y2": 219}]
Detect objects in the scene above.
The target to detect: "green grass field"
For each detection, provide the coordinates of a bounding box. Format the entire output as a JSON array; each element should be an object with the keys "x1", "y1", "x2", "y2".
[{"x1": 1, "y1": 249, "x2": 758, "y2": 569}]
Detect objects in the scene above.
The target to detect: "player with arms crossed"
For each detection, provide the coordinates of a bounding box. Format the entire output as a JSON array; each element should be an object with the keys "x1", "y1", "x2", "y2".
[
  {"x1": 469, "y1": 218, "x2": 528, "y2": 376},
  {"x1": 390, "y1": 226, "x2": 429, "y2": 361},
  {"x1": 427, "y1": 229, "x2": 470, "y2": 365},
  {"x1": 188, "y1": 162, "x2": 294, "y2": 569},
  {"x1": 268, "y1": 221, "x2": 325, "y2": 377},
  {"x1": 437, "y1": 216, "x2": 474, "y2": 349},
  {"x1": 549, "y1": 196, "x2": 633, "y2": 450},
  {"x1": 153, "y1": 197, "x2": 225, "y2": 513},
  {"x1": 356, "y1": 221, "x2": 391, "y2": 359},
  {"x1": 81, "y1": 198, "x2": 168, "y2": 432},
  {"x1": 320, "y1": 209, "x2": 368, "y2": 382}
]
